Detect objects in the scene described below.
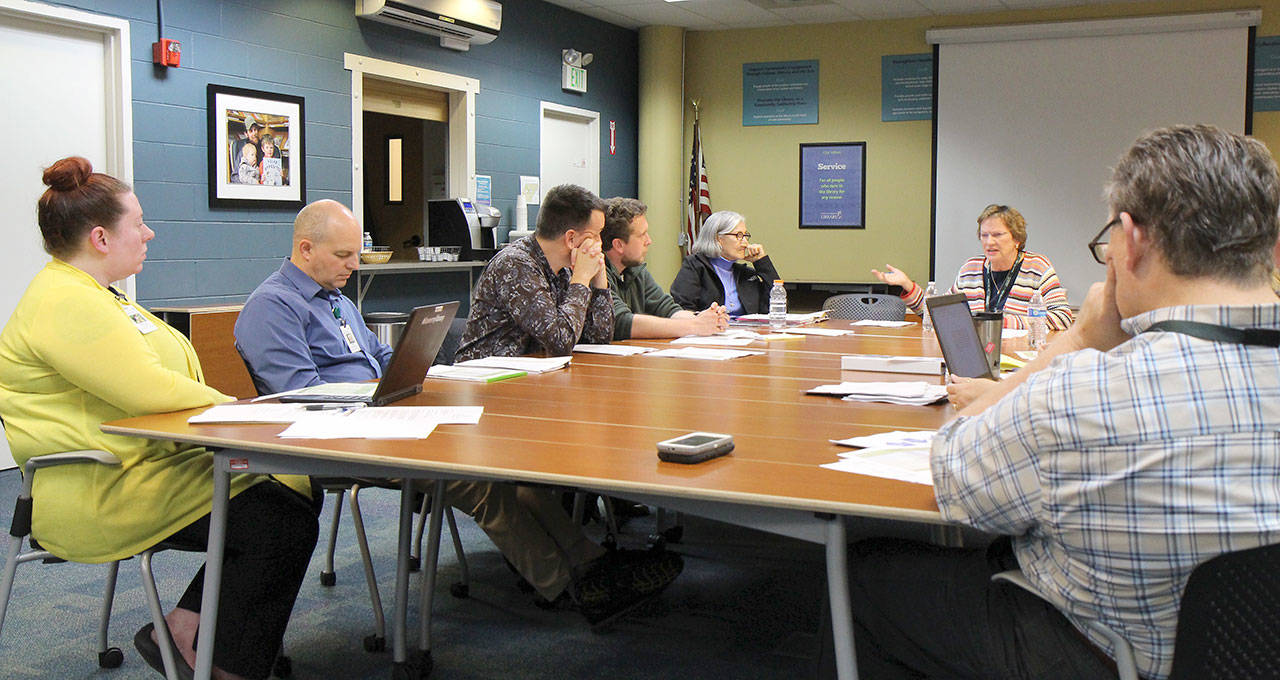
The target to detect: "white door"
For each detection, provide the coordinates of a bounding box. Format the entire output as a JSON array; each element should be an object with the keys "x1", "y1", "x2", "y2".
[
  {"x1": 0, "y1": 2, "x2": 131, "y2": 470},
  {"x1": 539, "y1": 102, "x2": 600, "y2": 200}
]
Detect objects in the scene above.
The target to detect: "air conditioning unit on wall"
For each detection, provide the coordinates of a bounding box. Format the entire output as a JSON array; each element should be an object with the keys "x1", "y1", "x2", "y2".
[{"x1": 356, "y1": 0, "x2": 501, "y2": 52}]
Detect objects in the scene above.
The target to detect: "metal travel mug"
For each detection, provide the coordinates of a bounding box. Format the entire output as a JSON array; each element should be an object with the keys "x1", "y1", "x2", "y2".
[{"x1": 972, "y1": 312, "x2": 1003, "y2": 373}]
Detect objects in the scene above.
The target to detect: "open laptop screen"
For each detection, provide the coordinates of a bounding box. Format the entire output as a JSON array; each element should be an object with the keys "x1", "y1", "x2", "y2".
[{"x1": 925, "y1": 293, "x2": 995, "y2": 379}]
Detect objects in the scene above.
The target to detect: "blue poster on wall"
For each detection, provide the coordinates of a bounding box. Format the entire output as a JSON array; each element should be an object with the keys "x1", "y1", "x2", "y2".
[
  {"x1": 742, "y1": 60, "x2": 819, "y2": 126},
  {"x1": 881, "y1": 53, "x2": 933, "y2": 122},
  {"x1": 1255, "y1": 36, "x2": 1280, "y2": 112},
  {"x1": 799, "y1": 143, "x2": 865, "y2": 229}
]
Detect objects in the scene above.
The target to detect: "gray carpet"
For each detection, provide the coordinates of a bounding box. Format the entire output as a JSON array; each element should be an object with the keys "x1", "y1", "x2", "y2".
[{"x1": 0, "y1": 469, "x2": 835, "y2": 679}]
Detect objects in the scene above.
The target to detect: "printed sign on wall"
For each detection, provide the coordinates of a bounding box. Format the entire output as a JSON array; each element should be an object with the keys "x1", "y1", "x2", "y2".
[
  {"x1": 743, "y1": 60, "x2": 819, "y2": 126},
  {"x1": 1255, "y1": 36, "x2": 1280, "y2": 112},
  {"x1": 881, "y1": 53, "x2": 933, "y2": 122},
  {"x1": 799, "y1": 142, "x2": 866, "y2": 229}
]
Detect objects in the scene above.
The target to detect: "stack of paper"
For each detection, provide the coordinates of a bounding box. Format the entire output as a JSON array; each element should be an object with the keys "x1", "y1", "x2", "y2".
[
  {"x1": 822, "y1": 428, "x2": 937, "y2": 485},
  {"x1": 427, "y1": 365, "x2": 525, "y2": 383},
  {"x1": 572, "y1": 344, "x2": 654, "y2": 356},
  {"x1": 784, "y1": 327, "x2": 854, "y2": 337},
  {"x1": 1003, "y1": 328, "x2": 1029, "y2": 339},
  {"x1": 670, "y1": 335, "x2": 757, "y2": 347},
  {"x1": 189, "y1": 403, "x2": 313, "y2": 424},
  {"x1": 734, "y1": 310, "x2": 829, "y2": 325},
  {"x1": 841, "y1": 354, "x2": 944, "y2": 375},
  {"x1": 647, "y1": 347, "x2": 764, "y2": 361},
  {"x1": 275, "y1": 406, "x2": 484, "y2": 439},
  {"x1": 850, "y1": 320, "x2": 915, "y2": 328},
  {"x1": 455, "y1": 356, "x2": 571, "y2": 373},
  {"x1": 808, "y1": 381, "x2": 947, "y2": 405}
]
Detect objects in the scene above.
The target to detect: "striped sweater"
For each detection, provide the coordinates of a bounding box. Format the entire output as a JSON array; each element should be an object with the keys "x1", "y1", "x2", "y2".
[{"x1": 902, "y1": 251, "x2": 1073, "y2": 330}]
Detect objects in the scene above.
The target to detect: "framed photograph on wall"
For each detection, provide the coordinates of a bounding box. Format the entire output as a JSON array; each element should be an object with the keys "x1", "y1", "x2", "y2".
[
  {"x1": 207, "y1": 84, "x2": 305, "y2": 208},
  {"x1": 798, "y1": 142, "x2": 865, "y2": 229}
]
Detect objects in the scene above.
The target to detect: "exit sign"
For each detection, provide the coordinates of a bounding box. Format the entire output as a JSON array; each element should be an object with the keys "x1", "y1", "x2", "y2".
[{"x1": 562, "y1": 64, "x2": 587, "y2": 93}]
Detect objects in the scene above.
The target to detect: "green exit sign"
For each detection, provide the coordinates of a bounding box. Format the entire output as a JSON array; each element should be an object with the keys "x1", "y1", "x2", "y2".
[{"x1": 562, "y1": 64, "x2": 587, "y2": 93}]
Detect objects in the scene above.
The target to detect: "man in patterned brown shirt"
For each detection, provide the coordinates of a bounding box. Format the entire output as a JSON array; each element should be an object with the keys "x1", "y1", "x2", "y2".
[{"x1": 457, "y1": 184, "x2": 614, "y2": 360}]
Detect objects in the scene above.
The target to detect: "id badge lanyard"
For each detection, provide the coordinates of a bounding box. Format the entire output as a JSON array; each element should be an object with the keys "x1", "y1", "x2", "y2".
[
  {"x1": 983, "y1": 252, "x2": 1024, "y2": 313},
  {"x1": 329, "y1": 295, "x2": 384, "y2": 378},
  {"x1": 1142, "y1": 320, "x2": 1280, "y2": 347}
]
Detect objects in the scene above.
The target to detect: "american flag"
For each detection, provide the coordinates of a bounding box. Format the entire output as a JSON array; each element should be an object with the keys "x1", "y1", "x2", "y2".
[{"x1": 684, "y1": 117, "x2": 710, "y2": 255}]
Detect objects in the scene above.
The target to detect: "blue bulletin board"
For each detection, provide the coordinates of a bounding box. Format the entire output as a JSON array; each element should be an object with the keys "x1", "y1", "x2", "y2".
[{"x1": 799, "y1": 142, "x2": 865, "y2": 229}]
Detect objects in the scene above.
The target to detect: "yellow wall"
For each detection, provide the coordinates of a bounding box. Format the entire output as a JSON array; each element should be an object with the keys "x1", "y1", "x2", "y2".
[{"x1": 643, "y1": 1, "x2": 1280, "y2": 288}]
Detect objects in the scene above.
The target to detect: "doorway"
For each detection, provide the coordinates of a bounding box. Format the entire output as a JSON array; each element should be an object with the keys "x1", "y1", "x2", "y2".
[
  {"x1": 0, "y1": 2, "x2": 132, "y2": 470},
  {"x1": 539, "y1": 101, "x2": 600, "y2": 199}
]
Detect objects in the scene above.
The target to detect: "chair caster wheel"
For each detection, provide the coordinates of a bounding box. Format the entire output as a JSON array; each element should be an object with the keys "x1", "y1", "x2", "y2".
[
  {"x1": 98, "y1": 646, "x2": 124, "y2": 668},
  {"x1": 450, "y1": 582, "x2": 469, "y2": 598},
  {"x1": 408, "y1": 556, "x2": 421, "y2": 573},
  {"x1": 364, "y1": 634, "x2": 386, "y2": 652},
  {"x1": 320, "y1": 570, "x2": 336, "y2": 586},
  {"x1": 272, "y1": 654, "x2": 293, "y2": 678},
  {"x1": 661, "y1": 525, "x2": 684, "y2": 544}
]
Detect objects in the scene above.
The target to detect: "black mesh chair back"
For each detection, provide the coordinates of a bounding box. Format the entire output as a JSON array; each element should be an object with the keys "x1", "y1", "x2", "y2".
[
  {"x1": 433, "y1": 317, "x2": 469, "y2": 366},
  {"x1": 822, "y1": 293, "x2": 907, "y2": 321},
  {"x1": 1168, "y1": 542, "x2": 1280, "y2": 679}
]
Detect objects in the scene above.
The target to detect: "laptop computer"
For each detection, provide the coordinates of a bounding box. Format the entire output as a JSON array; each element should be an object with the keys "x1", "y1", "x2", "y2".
[
  {"x1": 279, "y1": 301, "x2": 459, "y2": 406},
  {"x1": 924, "y1": 293, "x2": 997, "y2": 379}
]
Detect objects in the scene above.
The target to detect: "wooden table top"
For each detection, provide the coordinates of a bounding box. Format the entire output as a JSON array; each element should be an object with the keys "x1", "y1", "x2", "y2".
[{"x1": 104, "y1": 321, "x2": 990, "y2": 524}]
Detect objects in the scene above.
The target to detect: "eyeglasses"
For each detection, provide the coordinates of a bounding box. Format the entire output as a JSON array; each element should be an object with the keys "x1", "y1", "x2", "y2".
[
  {"x1": 720, "y1": 232, "x2": 751, "y2": 242},
  {"x1": 1088, "y1": 217, "x2": 1119, "y2": 264}
]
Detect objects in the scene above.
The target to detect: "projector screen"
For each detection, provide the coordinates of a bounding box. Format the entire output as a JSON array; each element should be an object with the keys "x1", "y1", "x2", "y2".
[{"x1": 930, "y1": 12, "x2": 1255, "y2": 305}]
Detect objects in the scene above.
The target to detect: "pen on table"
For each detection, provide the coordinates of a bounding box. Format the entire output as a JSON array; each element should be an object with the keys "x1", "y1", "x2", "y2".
[{"x1": 303, "y1": 402, "x2": 366, "y2": 411}]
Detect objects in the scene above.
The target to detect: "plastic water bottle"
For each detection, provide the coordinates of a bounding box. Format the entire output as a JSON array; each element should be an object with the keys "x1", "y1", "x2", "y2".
[
  {"x1": 769, "y1": 280, "x2": 787, "y2": 330},
  {"x1": 1027, "y1": 290, "x2": 1048, "y2": 350},
  {"x1": 921, "y1": 281, "x2": 936, "y2": 332},
  {"x1": 362, "y1": 231, "x2": 373, "y2": 251}
]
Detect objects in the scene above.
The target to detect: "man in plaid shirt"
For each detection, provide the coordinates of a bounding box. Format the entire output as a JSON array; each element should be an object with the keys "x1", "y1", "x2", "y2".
[{"x1": 848, "y1": 124, "x2": 1280, "y2": 679}]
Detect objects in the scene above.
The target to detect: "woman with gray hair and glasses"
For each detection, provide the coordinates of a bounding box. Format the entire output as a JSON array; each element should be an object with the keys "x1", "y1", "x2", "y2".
[{"x1": 670, "y1": 210, "x2": 781, "y2": 316}]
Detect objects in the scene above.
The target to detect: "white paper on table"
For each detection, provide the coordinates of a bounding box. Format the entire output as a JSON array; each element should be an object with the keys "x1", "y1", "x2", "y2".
[
  {"x1": 389, "y1": 406, "x2": 483, "y2": 424},
  {"x1": 851, "y1": 320, "x2": 915, "y2": 328},
  {"x1": 736, "y1": 311, "x2": 828, "y2": 324},
  {"x1": 277, "y1": 408, "x2": 441, "y2": 439},
  {"x1": 1002, "y1": 329, "x2": 1029, "y2": 338},
  {"x1": 841, "y1": 354, "x2": 945, "y2": 375},
  {"x1": 456, "y1": 356, "x2": 571, "y2": 373},
  {"x1": 1015, "y1": 350, "x2": 1039, "y2": 361},
  {"x1": 821, "y1": 445, "x2": 934, "y2": 485},
  {"x1": 572, "y1": 344, "x2": 654, "y2": 356},
  {"x1": 669, "y1": 335, "x2": 757, "y2": 347},
  {"x1": 188, "y1": 403, "x2": 314, "y2": 424},
  {"x1": 647, "y1": 347, "x2": 764, "y2": 361},
  {"x1": 831, "y1": 430, "x2": 936, "y2": 449},
  {"x1": 783, "y1": 327, "x2": 854, "y2": 337}
]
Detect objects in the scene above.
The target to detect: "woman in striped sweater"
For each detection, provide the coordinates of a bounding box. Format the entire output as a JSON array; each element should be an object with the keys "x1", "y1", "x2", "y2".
[{"x1": 872, "y1": 204, "x2": 1073, "y2": 330}]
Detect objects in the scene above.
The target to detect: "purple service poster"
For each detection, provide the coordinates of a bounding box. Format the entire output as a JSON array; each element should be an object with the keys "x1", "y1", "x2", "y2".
[{"x1": 799, "y1": 142, "x2": 865, "y2": 229}]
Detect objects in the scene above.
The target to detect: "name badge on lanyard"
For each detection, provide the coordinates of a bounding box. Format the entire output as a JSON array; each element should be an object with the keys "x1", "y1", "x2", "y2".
[
  {"x1": 121, "y1": 304, "x2": 158, "y2": 334},
  {"x1": 340, "y1": 320, "x2": 363, "y2": 354}
]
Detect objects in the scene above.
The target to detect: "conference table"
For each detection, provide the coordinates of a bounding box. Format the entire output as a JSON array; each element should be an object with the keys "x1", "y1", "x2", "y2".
[{"x1": 103, "y1": 320, "x2": 1002, "y2": 680}]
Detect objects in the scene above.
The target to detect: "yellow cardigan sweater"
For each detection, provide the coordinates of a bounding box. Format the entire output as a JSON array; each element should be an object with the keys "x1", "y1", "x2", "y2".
[{"x1": 0, "y1": 260, "x2": 298, "y2": 563}]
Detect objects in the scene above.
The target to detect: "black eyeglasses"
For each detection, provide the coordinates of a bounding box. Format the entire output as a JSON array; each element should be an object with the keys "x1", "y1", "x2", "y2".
[
  {"x1": 720, "y1": 232, "x2": 751, "y2": 242},
  {"x1": 1088, "y1": 218, "x2": 1119, "y2": 264}
]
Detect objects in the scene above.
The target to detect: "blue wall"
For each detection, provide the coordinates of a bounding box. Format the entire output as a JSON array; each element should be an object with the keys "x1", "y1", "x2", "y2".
[{"x1": 53, "y1": 0, "x2": 638, "y2": 306}]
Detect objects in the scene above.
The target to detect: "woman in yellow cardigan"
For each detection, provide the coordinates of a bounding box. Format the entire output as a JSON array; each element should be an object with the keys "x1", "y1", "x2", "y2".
[{"x1": 0, "y1": 157, "x2": 317, "y2": 680}]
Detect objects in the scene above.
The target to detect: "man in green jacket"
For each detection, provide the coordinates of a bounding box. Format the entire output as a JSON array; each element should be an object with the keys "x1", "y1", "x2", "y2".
[{"x1": 603, "y1": 197, "x2": 728, "y2": 340}]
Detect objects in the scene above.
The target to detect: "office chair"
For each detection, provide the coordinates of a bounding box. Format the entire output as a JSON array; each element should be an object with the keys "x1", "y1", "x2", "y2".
[
  {"x1": 822, "y1": 293, "x2": 907, "y2": 321},
  {"x1": 991, "y1": 541, "x2": 1280, "y2": 680},
  {"x1": 0, "y1": 450, "x2": 199, "y2": 680}
]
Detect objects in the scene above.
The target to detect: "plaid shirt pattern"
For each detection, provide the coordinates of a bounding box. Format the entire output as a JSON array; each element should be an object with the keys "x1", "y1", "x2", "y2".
[{"x1": 932, "y1": 303, "x2": 1280, "y2": 679}]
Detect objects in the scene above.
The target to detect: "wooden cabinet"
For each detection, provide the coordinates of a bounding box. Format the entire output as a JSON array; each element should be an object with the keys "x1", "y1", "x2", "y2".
[{"x1": 153, "y1": 305, "x2": 257, "y2": 399}]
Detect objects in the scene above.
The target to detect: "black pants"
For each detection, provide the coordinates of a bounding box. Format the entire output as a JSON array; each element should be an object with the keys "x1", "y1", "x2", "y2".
[
  {"x1": 847, "y1": 537, "x2": 1117, "y2": 680},
  {"x1": 165, "y1": 480, "x2": 320, "y2": 679}
]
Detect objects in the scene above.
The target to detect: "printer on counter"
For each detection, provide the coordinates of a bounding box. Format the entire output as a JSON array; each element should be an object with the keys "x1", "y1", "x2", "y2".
[{"x1": 427, "y1": 198, "x2": 501, "y2": 261}]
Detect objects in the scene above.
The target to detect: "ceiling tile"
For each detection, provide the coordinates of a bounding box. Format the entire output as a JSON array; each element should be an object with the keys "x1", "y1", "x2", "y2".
[
  {"x1": 829, "y1": 0, "x2": 931, "y2": 20},
  {"x1": 915, "y1": 0, "x2": 1007, "y2": 14},
  {"x1": 679, "y1": 0, "x2": 783, "y2": 24},
  {"x1": 768, "y1": 4, "x2": 860, "y2": 24},
  {"x1": 570, "y1": 5, "x2": 645, "y2": 28}
]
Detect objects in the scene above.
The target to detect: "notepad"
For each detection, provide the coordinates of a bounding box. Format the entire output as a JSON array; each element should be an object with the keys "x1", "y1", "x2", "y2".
[
  {"x1": 841, "y1": 354, "x2": 945, "y2": 375},
  {"x1": 455, "y1": 356, "x2": 571, "y2": 373},
  {"x1": 427, "y1": 365, "x2": 526, "y2": 383},
  {"x1": 572, "y1": 344, "x2": 654, "y2": 356}
]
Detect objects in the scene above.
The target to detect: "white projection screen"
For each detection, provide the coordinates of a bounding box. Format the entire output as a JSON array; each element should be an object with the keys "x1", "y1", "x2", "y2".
[{"x1": 930, "y1": 11, "x2": 1257, "y2": 305}]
